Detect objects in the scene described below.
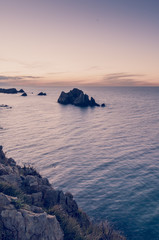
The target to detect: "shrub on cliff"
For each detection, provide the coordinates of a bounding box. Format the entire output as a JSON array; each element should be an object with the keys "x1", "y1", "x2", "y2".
[
  {"x1": 48, "y1": 205, "x2": 126, "y2": 240},
  {"x1": 48, "y1": 205, "x2": 85, "y2": 240},
  {"x1": 0, "y1": 182, "x2": 20, "y2": 197}
]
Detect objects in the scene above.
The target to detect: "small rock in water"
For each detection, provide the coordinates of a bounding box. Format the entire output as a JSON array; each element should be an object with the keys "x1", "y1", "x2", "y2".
[
  {"x1": 38, "y1": 92, "x2": 47, "y2": 96},
  {"x1": 101, "y1": 103, "x2": 106, "y2": 107},
  {"x1": 21, "y1": 92, "x2": 27, "y2": 96}
]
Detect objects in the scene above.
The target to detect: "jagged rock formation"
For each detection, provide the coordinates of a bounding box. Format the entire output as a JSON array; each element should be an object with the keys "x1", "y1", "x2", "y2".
[
  {"x1": 0, "y1": 146, "x2": 66, "y2": 239},
  {"x1": 0, "y1": 146, "x2": 125, "y2": 240},
  {"x1": 58, "y1": 88, "x2": 100, "y2": 107},
  {"x1": 0, "y1": 146, "x2": 78, "y2": 216},
  {"x1": 0, "y1": 88, "x2": 24, "y2": 94},
  {"x1": 38, "y1": 92, "x2": 47, "y2": 96}
]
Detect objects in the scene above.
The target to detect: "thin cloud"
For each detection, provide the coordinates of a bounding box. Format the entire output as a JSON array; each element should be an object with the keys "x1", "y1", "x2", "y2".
[
  {"x1": 0, "y1": 58, "x2": 44, "y2": 69},
  {"x1": 0, "y1": 75, "x2": 41, "y2": 86},
  {"x1": 0, "y1": 75, "x2": 40, "y2": 81},
  {"x1": 85, "y1": 66, "x2": 101, "y2": 71},
  {"x1": 100, "y1": 72, "x2": 147, "y2": 86},
  {"x1": 0, "y1": 75, "x2": 22, "y2": 81},
  {"x1": 20, "y1": 76, "x2": 40, "y2": 79},
  {"x1": 47, "y1": 72, "x2": 70, "y2": 75}
]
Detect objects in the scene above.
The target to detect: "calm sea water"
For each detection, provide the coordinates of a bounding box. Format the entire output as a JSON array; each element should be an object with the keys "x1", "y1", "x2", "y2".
[{"x1": 0, "y1": 86, "x2": 159, "y2": 240}]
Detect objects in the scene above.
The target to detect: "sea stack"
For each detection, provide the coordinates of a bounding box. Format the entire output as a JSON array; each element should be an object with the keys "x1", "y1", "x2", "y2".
[{"x1": 58, "y1": 88, "x2": 100, "y2": 107}]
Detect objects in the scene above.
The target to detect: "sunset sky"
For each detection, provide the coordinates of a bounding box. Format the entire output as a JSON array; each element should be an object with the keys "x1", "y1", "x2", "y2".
[{"x1": 0, "y1": 0, "x2": 159, "y2": 86}]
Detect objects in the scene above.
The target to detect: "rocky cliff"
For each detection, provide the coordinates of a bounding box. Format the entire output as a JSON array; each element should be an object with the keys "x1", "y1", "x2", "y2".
[
  {"x1": 0, "y1": 146, "x2": 63, "y2": 240},
  {"x1": 0, "y1": 146, "x2": 125, "y2": 240}
]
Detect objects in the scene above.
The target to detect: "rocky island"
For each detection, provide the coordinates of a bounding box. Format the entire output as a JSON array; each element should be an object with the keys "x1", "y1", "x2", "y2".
[
  {"x1": 38, "y1": 92, "x2": 47, "y2": 96},
  {"x1": 0, "y1": 88, "x2": 24, "y2": 94},
  {"x1": 0, "y1": 146, "x2": 125, "y2": 240},
  {"x1": 58, "y1": 88, "x2": 105, "y2": 107}
]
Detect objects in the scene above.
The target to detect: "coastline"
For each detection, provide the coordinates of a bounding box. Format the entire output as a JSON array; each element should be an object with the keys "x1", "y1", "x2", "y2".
[{"x1": 0, "y1": 145, "x2": 125, "y2": 240}]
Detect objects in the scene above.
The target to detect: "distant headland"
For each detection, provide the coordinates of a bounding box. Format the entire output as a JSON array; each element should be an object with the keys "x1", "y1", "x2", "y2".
[{"x1": 0, "y1": 88, "x2": 24, "y2": 94}]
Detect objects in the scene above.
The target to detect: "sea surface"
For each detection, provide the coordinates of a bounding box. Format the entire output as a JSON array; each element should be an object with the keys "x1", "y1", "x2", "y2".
[{"x1": 0, "y1": 86, "x2": 159, "y2": 240}]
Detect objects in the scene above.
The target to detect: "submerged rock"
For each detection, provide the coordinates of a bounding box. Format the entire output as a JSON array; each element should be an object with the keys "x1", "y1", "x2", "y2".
[
  {"x1": 0, "y1": 104, "x2": 12, "y2": 109},
  {"x1": 58, "y1": 88, "x2": 100, "y2": 107},
  {"x1": 38, "y1": 92, "x2": 47, "y2": 96}
]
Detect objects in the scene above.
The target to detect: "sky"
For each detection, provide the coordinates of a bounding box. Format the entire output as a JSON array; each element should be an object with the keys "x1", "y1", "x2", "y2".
[{"x1": 0, "y1": 0, "x2": 159, "y2": 86}]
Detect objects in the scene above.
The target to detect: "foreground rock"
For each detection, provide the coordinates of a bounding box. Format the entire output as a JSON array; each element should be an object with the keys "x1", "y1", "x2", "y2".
[
  {"x1": 0, "y1": 193, "x2": 63, "y2": 240},
  {"x1": 0, "y1": 88, "x2": 24, "y2": 94},
  {"x1": 58, "y1": 88, "x2": 101, "y2": 107},
  {"x1": 0, "y1": 146, "x2": 125, "y2": 240}
]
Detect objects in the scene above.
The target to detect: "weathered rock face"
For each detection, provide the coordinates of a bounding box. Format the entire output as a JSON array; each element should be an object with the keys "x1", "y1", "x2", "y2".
[
  {"x1": 0, "y1": 88, "x2": 23, "y2": 94},
  {"x1": 0, "y1": 150, "x2": 78, "y2": 216},
  {"x1": 0, "y1": 193, "x2": 63, "y2": 240},
  {"x1": 58, "y1": 88, "x2": 100, "y2": 107},
  {"x1": 57, "y1": 91, "x2": 70, "y2": 105}
]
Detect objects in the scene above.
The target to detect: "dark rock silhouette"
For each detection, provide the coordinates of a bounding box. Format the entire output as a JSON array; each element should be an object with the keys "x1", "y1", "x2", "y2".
[
  {"x1": 0, "y1": 88, "x2": 18, "y2": 94},
  {"x1": 0, "y1": 88, "x2": 25, "y2": 94},
  {"x1": 19, "y1": 89, "x2": 24, "y2": 93},
  {"x1": 101, "y1": 103, "x2": 106, "y2": 107},
  {"x1": 21, "y1": 92, "x2": 27, "y2": 96},
  {"x1": 0, "y1": 104, "x2": 12, "y2": 109},
  {"x1": 58, "y1": 88, "x2": 100, "y2": 107},
  {"x1": 38, "y1": 92, "x2": 47, "y2": 96}
]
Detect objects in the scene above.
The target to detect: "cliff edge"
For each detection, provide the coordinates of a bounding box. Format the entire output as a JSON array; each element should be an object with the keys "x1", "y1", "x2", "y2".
[{"x1": 0, "y1": 146, "x2": 125, "y2": 240}]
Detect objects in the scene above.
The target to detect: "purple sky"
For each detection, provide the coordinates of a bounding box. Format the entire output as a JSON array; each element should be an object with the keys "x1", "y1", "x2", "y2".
[{"x1": 0, "y1": 0, "x2": 159, "y2": 86}]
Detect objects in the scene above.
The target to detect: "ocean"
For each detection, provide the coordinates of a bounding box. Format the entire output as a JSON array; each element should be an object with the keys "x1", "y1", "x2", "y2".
[{"x1": 0, "y1": 86, "x2": 159, "y2": 240}]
